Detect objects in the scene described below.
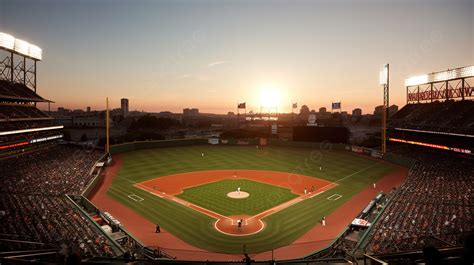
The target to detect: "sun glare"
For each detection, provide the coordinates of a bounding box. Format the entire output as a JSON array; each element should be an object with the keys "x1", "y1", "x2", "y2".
[{"x1": 260, "y1": 85, "x2": 281, "y2": 110}]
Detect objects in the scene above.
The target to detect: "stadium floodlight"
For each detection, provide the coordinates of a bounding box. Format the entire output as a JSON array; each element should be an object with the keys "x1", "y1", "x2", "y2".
[
  {"x1": 405, "y1": 65, "x2": 474, "y2": 86},
  {"x1": 379, "y1": 64, "x2": 388, "y2": 85},
  {"x1": 14, "y1": 39, "x2": 30, "y2": 55},
  {"x1": 0, "y1": 32, "x2": 42, "y2": 60},
  {"x1": 29, "y1": 44, "x2": 42, "y2": 60},
  {"x1": 459, "y1": 66, "x2": 474, "y2": 77},
  {"x1": 0, "y1": 32, "x2": 15, "y2": 50},
  {"x1": 405, "y1": 74, "x2": 429, "y2": 87}
]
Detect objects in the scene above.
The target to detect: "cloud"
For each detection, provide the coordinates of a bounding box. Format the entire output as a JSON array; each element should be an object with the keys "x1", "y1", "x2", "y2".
[
  {"x1": 208, "y1": 61, "x2": 230, "y2": 67},
  {"x1": 177, "y1": 74, "x2": 210, "y2": 81},
  {"x1": 178, "y1": 74, "x2": 191, "y2": 79}
]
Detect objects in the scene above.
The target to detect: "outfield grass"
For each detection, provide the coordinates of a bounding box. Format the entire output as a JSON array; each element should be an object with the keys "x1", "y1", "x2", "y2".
[
  {"x1": 177, "y1": 179, "x2": 298, "y2": 216},
  {"x1": 107, "y1": 145, "x2": 394, "y2": 254}
]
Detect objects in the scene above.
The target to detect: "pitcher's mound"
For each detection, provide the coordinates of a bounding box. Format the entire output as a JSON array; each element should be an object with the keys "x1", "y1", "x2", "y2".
[{"x1": 227, "y1": 191, "x2": 249, "y2": 199}]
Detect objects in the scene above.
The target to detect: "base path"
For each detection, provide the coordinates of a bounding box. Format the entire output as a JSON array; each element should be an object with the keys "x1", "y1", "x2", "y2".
[
  {"x1": 90, "y1": 156, "x2": 408, "y2": 261},
  {"x1": 135, "y1": 170, "x2": 336, "y2": 236}
]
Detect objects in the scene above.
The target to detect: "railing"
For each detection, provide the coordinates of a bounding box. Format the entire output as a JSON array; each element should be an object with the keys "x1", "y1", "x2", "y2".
[
  {"x1": 363, "y1": 254, "x2": 388, "y2": 265},
  {"x1": 65, "y1": 194, "x2": 125, "y2": 256},
  {"x1": 69, "y1": 195, "x2": 175, "y2": 260},
  {"x1": 81, "y1": 152, "x2": 108, "y2": 198},
  {"x1": 354, "y1": 162, "x2": 414, "y2": 254}
]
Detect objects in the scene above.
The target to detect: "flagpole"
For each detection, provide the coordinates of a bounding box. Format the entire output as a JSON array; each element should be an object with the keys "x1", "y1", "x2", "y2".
[
  {"x1": 244, "y1": 104, "x2": 246, "y2": 127},
  {"x1": 291, "y1": 104, "x2": 294, "y2": 125},
  {"x1": 237, "y1": 103, "x2": 239, "y2": 128}
]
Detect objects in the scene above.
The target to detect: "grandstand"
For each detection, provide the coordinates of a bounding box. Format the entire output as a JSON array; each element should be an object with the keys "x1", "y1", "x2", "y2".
[
  {"x1": 0, "y1": 33, "x2": 63, "y2": 158},
  {"x1": 0, "y1": 33, "x2": 149, "y2": 263},
  {"x1": 389, "y1": 100, "x2": 474, "y2": 135},
  {"x1": 361, "y1": 147, "x2": 473, "y2": 262}
]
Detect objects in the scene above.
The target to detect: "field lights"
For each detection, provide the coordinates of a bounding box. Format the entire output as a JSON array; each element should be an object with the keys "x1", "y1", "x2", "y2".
[
  {"x1": 0, "y1": 32, "x2": 42, "y2": 60},
  {"x1": 379, "y1": 64, "x2": 388, "y2": 85},
  {"x1": 405, "y1": 65, "x2": 474, "y2": 86}
]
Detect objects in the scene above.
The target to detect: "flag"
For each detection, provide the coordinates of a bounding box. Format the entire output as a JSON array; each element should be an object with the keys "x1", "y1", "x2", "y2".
[
  {"x1": 292, "y1": 103, "x2": 297, "y2": 109},
  {"x1": 332, "y1": 102, "x2": 341, "y2": 110},
  {"x1": 238, "y1": 102, "x2": 246, "y2": 109}
]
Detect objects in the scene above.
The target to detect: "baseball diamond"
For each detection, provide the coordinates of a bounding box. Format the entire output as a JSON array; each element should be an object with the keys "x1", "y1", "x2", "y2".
[{"x1": 90, "y1": 144, "x2": 407, "y2": 259}]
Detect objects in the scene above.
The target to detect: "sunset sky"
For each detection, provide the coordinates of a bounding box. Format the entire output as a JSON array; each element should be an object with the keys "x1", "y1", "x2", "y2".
[{"x1": 0, "y1": 0, "x2": 472, "y2": 114}]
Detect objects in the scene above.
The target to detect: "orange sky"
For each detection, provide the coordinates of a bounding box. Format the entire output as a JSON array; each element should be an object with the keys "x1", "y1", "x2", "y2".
[{"x1": 2, "y1": 0, "x2": 472, "y2": 114}]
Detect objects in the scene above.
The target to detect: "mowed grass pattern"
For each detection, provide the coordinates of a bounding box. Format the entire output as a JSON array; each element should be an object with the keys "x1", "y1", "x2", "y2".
[
  {"x1": 107, "y1": 145, "x2": 395, "y2": 254},
  {"x1": 177, "y1": 179, "x2": 298, "y2": 216}
]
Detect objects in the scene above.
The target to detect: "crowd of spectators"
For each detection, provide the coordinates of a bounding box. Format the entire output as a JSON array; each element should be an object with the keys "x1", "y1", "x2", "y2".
[
  {"x1": 0, "y1": 144, "x2": 120, "y2": 259},
  {"x1": 0, "y1": 103, "x2": 49, "y2": 120},
  {"x1": 0, "y1": 80, "x2": 45, "y2": 101},
  {"x1": 366, "y1": 150, "x2": 474, "y2": 254},
  {"x1": 389, "y1": 100, "x2": 474, "y2": 134},
  {"x1": 0, "y1": 145, "x2": 102, "y2": 195},
  {"x1": 0, "y1": 194, "x2": 117, "y2": 257}
]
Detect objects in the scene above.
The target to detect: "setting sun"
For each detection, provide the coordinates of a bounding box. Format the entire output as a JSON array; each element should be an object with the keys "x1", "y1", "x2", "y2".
[{"x1": 259, "y1": 85, "x2": 281, "y2": 110}]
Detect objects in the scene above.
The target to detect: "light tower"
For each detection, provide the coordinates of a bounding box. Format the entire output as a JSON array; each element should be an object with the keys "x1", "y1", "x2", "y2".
[
  {"x1": 379, "y1": 64, "x2": 389, "y2": 154},
  {"x1": 0, "y1": 32, "x2": 42, "y2": 94}
]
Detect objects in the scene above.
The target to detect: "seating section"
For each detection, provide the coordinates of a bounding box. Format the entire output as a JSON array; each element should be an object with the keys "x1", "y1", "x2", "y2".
[
  {"x1": 0, "y1": 194, "x2": 116, "y2": 257},
  {"x1": 365, "y1": 151, "x2": 474, "y2": 254},
  {"x1": 0, "y1": 80, "x2": 46, "y2": 101},
  {"x1": 0, "y1": 145, "x2": 102, "y2": 195},
  {"x1": 0, "y1": 104, "x2": 49, "y2": 120},
  {"x1": 389, "y1": 100, "x2": 474, "y2": 134},
  {"x1": 0, "y1": 145, "x2": 121, "y2": 257}
]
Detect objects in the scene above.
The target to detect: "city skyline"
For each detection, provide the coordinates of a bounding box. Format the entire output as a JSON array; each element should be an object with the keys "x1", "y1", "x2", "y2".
[{"x1": 1, "y1": 0, "x2": 472, "y2": 114}]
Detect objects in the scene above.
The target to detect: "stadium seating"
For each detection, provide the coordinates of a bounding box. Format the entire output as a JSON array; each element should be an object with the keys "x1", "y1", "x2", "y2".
[
  {"x1": 0, "y1": 104, "x2": 49, "y2": 120},
  {"x1": 0, "y1": 145, "x2": 102, "y2": 195},
  {"x1": 0, "y1": 194, "x2": 117, "y2": 257},
  {"x1": 364, "y1": 149, "x2": 474, "y2": 255},
  {"x1": 389, "y1": 100, "x2": 474, "y2": 134},
  {"x1": 0, "y1": 80, "x2": 46, "y2": 101},
  {"x1": 0, "y1": 145, "x2": 121, "y2": 258}
]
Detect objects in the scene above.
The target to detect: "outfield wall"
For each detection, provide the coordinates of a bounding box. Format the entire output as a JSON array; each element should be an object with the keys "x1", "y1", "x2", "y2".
[
  {"x1": 110, "y1": 138, "x2": 208, "y2": 154},
  {"x1": 110, "y1": 138, "x2": 349, "y2": 154},
  {"x1": 110, "y1": 138, "x2": 415, "y2": 168}
]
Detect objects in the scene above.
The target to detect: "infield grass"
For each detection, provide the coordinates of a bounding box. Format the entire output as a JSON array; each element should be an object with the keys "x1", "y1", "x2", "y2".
[
  {"x1": 177, "y1": 179, "x2": 298, "y2": 216},
  {"x1": 107, "y1": 145, "x2": 395, "y2": 254}
]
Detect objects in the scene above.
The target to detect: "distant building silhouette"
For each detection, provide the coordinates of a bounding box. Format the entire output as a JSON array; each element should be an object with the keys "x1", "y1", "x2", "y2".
[
  {"x1": 183, "y1": 108, "x2": 199, "y2": 116},
  {"x1": 352, "y1": 108, "x2": 362, "y2": 117},
  {"x1": 373, "y1": 105, "x2": 398, "y2": 117},
  {"x1": 373, "y1": 105, "x2": 384, "y2": 116},
  {"x1": 389, "y1": 105, "x2": 398, "y2": 117},
  {"x1": 121, "y1": 98, "x2": 129, "y2": 117}
]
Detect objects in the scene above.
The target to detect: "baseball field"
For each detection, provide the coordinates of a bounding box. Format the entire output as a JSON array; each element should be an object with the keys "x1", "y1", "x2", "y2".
[{"x1": 95, "y1": 144, "x2": 404, "y2": 257}]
